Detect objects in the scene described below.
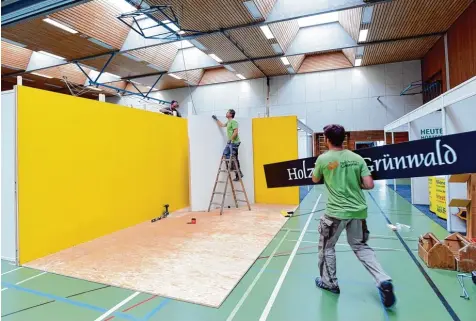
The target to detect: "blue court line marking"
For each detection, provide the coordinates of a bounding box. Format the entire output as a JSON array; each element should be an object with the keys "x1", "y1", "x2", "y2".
[
  {"x1": 141, "y1": 298, "x2": 171, "y2": 321},
  {"x1": 1, "y1": 282, "x2": 138, "y2": 321}
]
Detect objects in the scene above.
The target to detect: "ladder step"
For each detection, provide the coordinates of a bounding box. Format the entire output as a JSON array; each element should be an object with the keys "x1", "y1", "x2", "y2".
[
  {"x1": 235, "y1": 190, "x2": 244, "y2": 193},
  {"x1": 211, "y1": 202, "x2": 222, "y2": 206},
  {"x1": 213, "y1": 192, "x2": 225, "y2": 195},
  {"x1": 217, "y1": 180, "x2": 226, "y2": 183},
  {"x1": 237, "y1": 199, "x2": 248, "y2": 202}
]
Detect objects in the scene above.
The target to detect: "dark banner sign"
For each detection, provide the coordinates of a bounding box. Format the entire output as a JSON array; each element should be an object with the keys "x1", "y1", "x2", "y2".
[{"x1": 264, "y1": 131, "x2": 476, "y2": 188}]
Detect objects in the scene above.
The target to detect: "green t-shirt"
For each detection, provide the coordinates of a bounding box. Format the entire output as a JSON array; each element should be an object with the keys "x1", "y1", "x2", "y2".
[
  {"x1": 226, "y1": 120, "x2": 240, "y2": 143},
  {"x1": 313, "y1": 149, "x2": 371, "y2": 219}
]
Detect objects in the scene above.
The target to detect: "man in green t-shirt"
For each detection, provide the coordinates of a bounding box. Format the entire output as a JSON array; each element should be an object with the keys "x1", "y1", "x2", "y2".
[
  {"x1": 311, "y1": 124, "x2": 395, "y2": 308},
  {"x1": 212, "y1": 109, "x2": 243, "y2": 181}
]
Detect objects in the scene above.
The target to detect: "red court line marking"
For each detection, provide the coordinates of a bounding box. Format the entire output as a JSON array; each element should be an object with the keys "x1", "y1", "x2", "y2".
[{"x1": 104, "y1": 295, "x2": 158, "y2": 321}]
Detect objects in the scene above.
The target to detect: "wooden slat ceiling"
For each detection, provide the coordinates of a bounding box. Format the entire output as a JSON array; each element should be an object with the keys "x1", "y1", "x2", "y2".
[
  {"x1": 342, "y1": 48, "x2": 355, "y2": 65},
  {"x1": 199, "y1": 67, "x2": 239, "y2": 85},
  {"x1": 228, "y1": 61, "x2": 264, "y2": 79},
  {"x1": 227, "y1": 26, "x2": 276, "y2": 58},
  {"x1": 298, "y1": 51, "x2": 352, "y2": 74},
  {"x1": 145, "y1": 0, "x2": 261, "y2": 32},
  {"x1": 157, "y1": 74, "x2": 188, "y2": 91},
  {"x1": 83, "y1": 54, "x2": 159, "y2": 78},
  {"x1": 129, "y1": 43, "x2": 179, "y2": 71},
  {"x1": 367, "y1": 0, "x2": 473, "y2": 41},
  {"x1": 255, "y1": 57, "x2": 288, "y2": 76},
  {"x1": 287, "y1": 55, "x2": 305, "y2": 72},
  {"x1": 49, "y1": 0, "x2": 131, "y2": 49},
  {"x1": 1, "y1": 16, "x2": 110, "y2": 60},
  {"x1": 35, "y1": 63, "x2": 91, "y2": 85},
  {"x1": 1, "y1": 41, "x2": 33, "y2": 71},
  {"x1": 194, "y1": 33, "x2": 247, "y2": 62},
  {"x1": 338, "y1": 7, "x2": 362, "y2": 42},
  {"x1": 362, "y1": 36, "x2": 440, "y2": 65},
  {"x1": 172, "y1": 69, "x2": 204, "y2": 86},
  {"x1": 254, "y1": 0, "x2": 278, "y2": 18},
  {"x1": 268, "y1": 20, "x2": 300, "y2": 53}
]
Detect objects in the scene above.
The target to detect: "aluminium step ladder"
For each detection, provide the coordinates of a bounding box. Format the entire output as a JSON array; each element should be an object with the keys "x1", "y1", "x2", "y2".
[{"x1": 208, "y1": 152, "x2": 251, "y2": 215}]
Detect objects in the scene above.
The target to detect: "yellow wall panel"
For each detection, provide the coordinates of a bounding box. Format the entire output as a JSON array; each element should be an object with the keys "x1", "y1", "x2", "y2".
[
  {"x1": 252, "y1": 116, "x2": 299, "y2": 205},
  {"x1": 17, "y1": 86, "x2": 189, "y2": 264}
]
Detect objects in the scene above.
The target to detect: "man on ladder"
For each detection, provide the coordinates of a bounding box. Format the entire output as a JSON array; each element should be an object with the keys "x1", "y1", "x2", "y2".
[{"x1": 212, "y1": 109, "x2": 243, "y2": 181}]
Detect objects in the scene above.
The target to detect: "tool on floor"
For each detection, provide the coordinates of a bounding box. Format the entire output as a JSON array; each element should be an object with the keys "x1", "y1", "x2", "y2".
[
  {"x1": 457, "y1": 273, "x2": 474, "y2": 300},
  {"x1": 187, "y1": 218, "x2": 197, "y2": 224},
  {"x1": 281, "y1": 210, "x2": 294, "y2": 217},
  {"x1": 151, "y1": 204, "x2": 170, "y2": 223},
  {"x1": 208, "y1": 144, "x2": 251, "y2": 215}
]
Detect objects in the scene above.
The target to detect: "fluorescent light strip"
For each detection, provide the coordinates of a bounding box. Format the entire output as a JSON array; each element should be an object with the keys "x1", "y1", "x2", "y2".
[
  {"x1": 281, "y1": 57, "x2": 290, "y2": 65},
  {"x1": 236, "y1": 74, "x2": 246, "y2": 80},
  {"x1": 209, "y1": 54, "x2": 223, "y2": 63},
  {"x1": 355, "y1": 58, "x2": 362, "y2": 67},
  {"x1": 243, "y1": 1, "x2": 263, "y2": 19},
  {"x1": 43, "y1": 18, "x2": 78, "y2": 34},
  {"x1": 87, "y1": 86, "x2": 103, "y2": 91},
  {"x1": 358, "y1": 29, "x2": 369, "y2": 42},
  {"x1": 260, "y1": 25, "x2": 274, "y2": 39},
  {"x1": 38, "y1": 51, "x2": 65, "y2": 60},
  {"x1": 169, "y1": 73, "x2": 182, "y2": 79},
  {"x1": 31, "y1": 72, "x2": 53, "y2": 79},
  {"x1": 224, "y1": 65, "x2": 235, "y2": 72}
]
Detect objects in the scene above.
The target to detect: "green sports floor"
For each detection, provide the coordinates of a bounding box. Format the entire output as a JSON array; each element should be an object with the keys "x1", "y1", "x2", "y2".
[{"x1": 2, "y1": 183, "x2": 475, "y2": 321}]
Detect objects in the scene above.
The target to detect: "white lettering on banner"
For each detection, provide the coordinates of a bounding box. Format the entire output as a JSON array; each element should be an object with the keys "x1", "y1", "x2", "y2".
[
  {"x1": 284, "y1": 139, "x2": 460, "y2": 181},
  {"x1": 287, "y1": 160, "x2": 314, "y2": 181}
]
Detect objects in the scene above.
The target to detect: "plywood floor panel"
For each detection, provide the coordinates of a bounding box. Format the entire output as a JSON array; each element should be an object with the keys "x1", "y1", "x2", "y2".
[{"x1": 25, "y1": 204, "x2": 290, "y2": 307}]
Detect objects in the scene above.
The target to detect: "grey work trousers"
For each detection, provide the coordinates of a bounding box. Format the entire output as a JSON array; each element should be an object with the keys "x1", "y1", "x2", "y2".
[{"x1": 317, "y1": 214, "x2": 391, "y2": 288}]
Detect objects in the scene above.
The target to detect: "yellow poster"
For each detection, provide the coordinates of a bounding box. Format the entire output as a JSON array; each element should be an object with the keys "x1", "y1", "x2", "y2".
[
  {"x1": 435, "y1": 177, "x2": 447, "y2": 219},
  {"x1": 428, "y1": 177, "x2": 437, "y2": 213}
]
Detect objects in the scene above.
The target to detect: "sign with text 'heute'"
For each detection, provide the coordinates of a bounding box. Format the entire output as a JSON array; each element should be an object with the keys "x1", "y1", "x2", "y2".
[{"x1": 264, "y1": 131, "x2": 476, "y2": 188}]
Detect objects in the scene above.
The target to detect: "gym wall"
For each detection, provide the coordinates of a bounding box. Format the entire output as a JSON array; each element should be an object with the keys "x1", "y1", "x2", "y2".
[
  {"x1": 252, "y1": 116, "x2": 299, "y2": 205},
  {"x1": 17, "y1": 86, "x2": 189, "y2": 264}
]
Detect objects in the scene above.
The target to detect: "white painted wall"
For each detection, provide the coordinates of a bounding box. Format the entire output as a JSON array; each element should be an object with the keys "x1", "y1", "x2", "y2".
[
  {"x1": 109, "y1": 60, "x2": 423, "y2": 131},
  {"x1": 445, "y1": 94, "x2": 476, "y2": 233},
  {"x1": 408, "y1": 112, "x2": 442, "y2": 205},
  {"x1": 1, "y1": 90, "x2": 17, "y2": 262},
  {"x1": 188, "y1": 115, "x2": 254, "y2": 212}
]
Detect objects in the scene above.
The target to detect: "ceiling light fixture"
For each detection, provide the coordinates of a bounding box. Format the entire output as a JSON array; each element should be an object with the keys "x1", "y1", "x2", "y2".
[
  {"x1": 236, "y1": 74, "x2": 246, "y2": 80},
  {"x1": 38, "y1": 51, "x2": 65, "y2": 60},
  {"x1": 243, "y1": 1, "x2": 263, "y2": 19},
  {"x1": 87, "y1": 86, "x2": 103, "y2": 91},
  {"x1": 209, "y1": 54, "x2": 223, "y2": 63},
  {"x1": 224, "y1": 65, "x2": 235, "y2": 72},
  {"x1": 169, "y1": 73, "x2": 182, "y2": 79},
  {"x1": 31, "y1": 72, "x2": 53, "y2": 79},
  {"x1": 358, "y1": 29, "x2": 369, "y2": 42},
  {"x1": 43, "y1": 18, "x2": 78, "y2": 34},
  {"x1": 260, "y1": 25, "x2": 274, "y2": 39},
  {"x1": 281, "y1": 57, "x2": 290, "y2": 65},
  {"x1": 355, "y1": 58, "x2": 362, "y2": 66}
]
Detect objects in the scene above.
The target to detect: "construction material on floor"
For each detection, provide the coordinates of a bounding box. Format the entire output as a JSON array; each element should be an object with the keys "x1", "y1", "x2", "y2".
[
  {"x1": 24, "y1": 204, "x2": 290, "y2": 307},
  {"x1": 418, "y1": 232, "x2": 476, "y2": 272}
]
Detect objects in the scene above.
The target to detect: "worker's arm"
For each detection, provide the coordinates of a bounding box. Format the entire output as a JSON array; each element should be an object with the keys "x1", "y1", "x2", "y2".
[
  {"x1": 160, "y1": 108, "x2": 172, "y2": 115},
  {"x1": 311, "y1": 158, "x2": 322, "y2": 183},
  {"x1": 360, "y1": 157, "x2": 374, "y2": 189},
  {"x1": 212, "y1": 115, "x2": 226, "y2": 127}
]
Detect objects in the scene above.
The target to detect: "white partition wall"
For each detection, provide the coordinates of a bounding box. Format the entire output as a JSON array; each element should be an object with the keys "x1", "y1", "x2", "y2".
[
  {"x1": 188, "y1": 115, "x2": 254, "y2": 211},
  {"x1": 1, "y1": 89, "x2": 18, "y2": 263},
  {"x1": 408, "y1": 112, "x2": 442, "y2": 205}
]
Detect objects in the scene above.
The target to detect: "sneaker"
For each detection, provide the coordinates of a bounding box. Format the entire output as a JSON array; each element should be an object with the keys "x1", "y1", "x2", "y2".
[
  {"x1": 315, "y1": 277, "x2": 340, "y2": 294},
  {"x1": 378, "y1": 280, "x2": 396, "y2": 308}
]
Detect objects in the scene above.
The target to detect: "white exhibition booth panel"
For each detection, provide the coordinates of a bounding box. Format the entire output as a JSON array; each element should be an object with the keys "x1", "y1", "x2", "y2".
[
  {"x1": 1, "y1": 89, "x2": 18, "y2": 263},
  {"x1": 188, "y1": 115, "x2": 255, "y2": 212}
]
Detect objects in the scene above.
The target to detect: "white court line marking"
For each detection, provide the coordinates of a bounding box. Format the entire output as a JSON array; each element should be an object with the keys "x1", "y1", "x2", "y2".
[
  {"x1": 226, "y1": 229, "x2": 291, "y2": 321},
  {"x1": 1, "y1": 267, "x2": 23, "y2": 275},
  {"x1": 93, "y1": 291, "x2": 140, "y2": 321},
  {"x1": 258, "y1": 194, "x2": 321, "y2": 321},
  {"x1": 1, "y1": 271, "x2": 47, "y2": 291},
  {"x1": 287, "y1": 240, "x2": 407, "y2": 252}
]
